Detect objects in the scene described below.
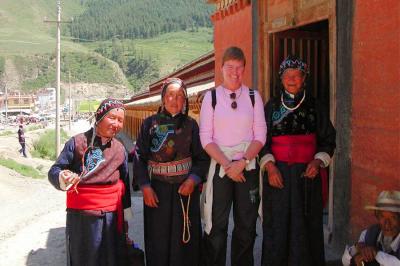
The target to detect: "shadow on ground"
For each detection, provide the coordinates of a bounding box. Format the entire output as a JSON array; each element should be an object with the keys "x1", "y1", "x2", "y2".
[{"x1": 26, "y1": 227, "x2": 66, "y2": 266}]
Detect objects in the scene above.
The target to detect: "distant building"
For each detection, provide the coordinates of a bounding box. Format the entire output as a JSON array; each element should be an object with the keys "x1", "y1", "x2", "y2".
[
  {"x1": 36, "y1": 88, "x2": 56, "y2": 111},
  {"x1": 0, "y1": 91, "x2": 36, "y2": 115}
]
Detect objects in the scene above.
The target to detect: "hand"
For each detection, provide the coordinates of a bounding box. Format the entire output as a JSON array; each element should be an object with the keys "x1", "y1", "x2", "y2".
[
  {"x1": 357, "y1": 243, "x2": 377, "y2": 262},
  {"x1": 60, "y1": 170, "x2": 80, "y2": 189},
  {"x1": 265, "y1": 162, "x2": 283, "y2": 188},
  {"x1": 142, "y1": 186, "x2": 159, "y2": 208},
  {"x1": 353, "y1": 253, "x2": 365, "y2": 266},
  {"x1": 304, "y1": 159, "x2": 322, "y2": 179},
  {"x1": 124, "y1": 221, "x2": 133, "y2": 244},
  {"x1": 178, "y1": 178, "x2": 196, "y2": 196},
  {"x1": 225, "y1": 160, "x2": 246, "y2": 182},
  {"x1": 228, "y1": 172, "x2": 246, "y2": 183}
]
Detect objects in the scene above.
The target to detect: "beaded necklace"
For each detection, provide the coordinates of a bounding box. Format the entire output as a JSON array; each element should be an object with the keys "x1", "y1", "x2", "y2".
[{"x1": 281, "y1": 90, "x2": 306, "y2": 111}]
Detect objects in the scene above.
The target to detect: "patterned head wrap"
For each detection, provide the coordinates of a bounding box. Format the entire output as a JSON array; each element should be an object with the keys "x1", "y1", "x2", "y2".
[
  {"x1": 159, "y1": 77, "x2": 188, "y2": 115},
  {"x1": 278, "y1": 55, "x2": 309, "y2": 77},
  {"x1": 95, "y1": 98, "x2": 125, "y2": 125}
]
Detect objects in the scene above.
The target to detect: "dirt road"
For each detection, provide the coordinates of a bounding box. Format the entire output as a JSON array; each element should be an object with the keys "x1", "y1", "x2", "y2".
[{"x1": 0, "y1": 131, "x2": 65, "y2": 266}]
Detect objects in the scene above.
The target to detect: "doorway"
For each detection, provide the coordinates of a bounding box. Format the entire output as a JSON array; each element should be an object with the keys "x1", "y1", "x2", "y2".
[
  {"x1": 270, "y1": 20, "x2": 333, "y2": 236},
  {"x1": 270, "y1": 20, "x2": 330, "y2": 111}
]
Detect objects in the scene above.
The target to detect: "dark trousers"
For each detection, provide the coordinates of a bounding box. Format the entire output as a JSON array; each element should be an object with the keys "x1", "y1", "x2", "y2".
[
  {"x1": 144, "y1": 179, "x2": 201, "y2": 266},
  {"x1": 261, "y1": 162, "x2": 325, "y2": 266},
  {"x1": 66, "y1": 211, "x2": 124, "y2": 266},
  {"x1": 19, "y1": 142, "x2": 27, "y2": 157},
  {"x1": 202, "y1": 165, "x2": 260, "y2": 266}
]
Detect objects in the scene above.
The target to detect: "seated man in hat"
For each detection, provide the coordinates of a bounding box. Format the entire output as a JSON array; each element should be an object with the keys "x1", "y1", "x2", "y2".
[{"x1": 342, "y1": 190, "x2": 400, "y2": 266}]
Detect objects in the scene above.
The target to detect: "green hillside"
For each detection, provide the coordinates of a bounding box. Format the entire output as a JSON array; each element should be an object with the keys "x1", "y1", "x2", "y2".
[
  {"x1": 70, "y1": 0, "x2": 213, "y2": 40},
  {"x1": 0, "y1": 0, "x2": 87, "y2": 55},
  {"x1": 0, "y1": 0, "x2": 214, "y2": 92}
]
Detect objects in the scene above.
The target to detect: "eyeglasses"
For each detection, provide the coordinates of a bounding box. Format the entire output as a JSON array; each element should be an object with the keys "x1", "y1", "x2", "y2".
[{"x1": 230, "y1": 93, "x2": 237, "y2": 109}]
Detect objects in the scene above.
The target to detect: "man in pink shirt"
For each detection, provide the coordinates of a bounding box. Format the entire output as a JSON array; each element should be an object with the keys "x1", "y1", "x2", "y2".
[{"x1": 199, "y1": 46, "x2": 267, "y2": 266}]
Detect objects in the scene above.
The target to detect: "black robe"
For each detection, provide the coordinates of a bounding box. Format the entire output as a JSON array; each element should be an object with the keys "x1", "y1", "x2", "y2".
[
  {"x1": 260, "y1": 91, "x2": 336, "y2": 266},
  {"x1": 135, "y1": 111, "x2": 210, "y2": 266}
]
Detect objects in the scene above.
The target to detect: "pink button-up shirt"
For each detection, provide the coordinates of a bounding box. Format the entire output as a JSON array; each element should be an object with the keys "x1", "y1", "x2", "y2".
[{"x1": 199, "y1": 85, "x2": 267, "y2": 158}]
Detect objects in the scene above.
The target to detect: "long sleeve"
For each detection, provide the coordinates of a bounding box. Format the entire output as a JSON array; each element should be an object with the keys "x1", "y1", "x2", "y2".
[
  {"x1": 259, "y1": 100, "x2": 274, "y2": 161},
  {"x1": 48, "y1": 137, "x2": 76, "y2": 190},
  {"x1": 119, "y1": 152, "x2": 132, "y2": 209},
  {"x1": 375, "y1": 251, "x2": 400, "y2": 266},
  {"x1": 252, "y1": 90, "x2": 267, "y2": 145},
  {"x1": 134, "y1": 118, "x2": 152, "y2": 187},
  {"x1": 316, "y1": 101, "x2": 336, "y2": 157},
  {"x1": 189, "y1": 120, "x2": 210, "y2": 183},
  {"x1": 199, "y1": 91, "x2": 214, "y2": 148}
]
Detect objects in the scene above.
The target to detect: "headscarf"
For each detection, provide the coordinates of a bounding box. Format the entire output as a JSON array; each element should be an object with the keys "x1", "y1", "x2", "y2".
[
  {"x1": 158, "y1": 77, "x2": 189, "y2": 129},
  {"x1": 89, "y1": 98, "x2": 125, "y2": 148},
  {"x1": 95, "y1": 98, "x2": 125, "y2": 125},
  {"x1": 278, "y1": 55, "x2": 309, "y2": 77}
]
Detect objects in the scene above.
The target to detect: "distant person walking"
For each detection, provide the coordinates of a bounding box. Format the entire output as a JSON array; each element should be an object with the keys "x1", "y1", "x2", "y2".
[{"x1": 17, "y1": 124, "x2": 27, "y2": 157}]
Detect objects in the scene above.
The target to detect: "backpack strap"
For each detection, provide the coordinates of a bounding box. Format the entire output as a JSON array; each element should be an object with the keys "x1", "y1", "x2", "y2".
[
  {"x1": 211, "y1": 88, "x2": 255, "y2": 109},
  {"x1": 211, "y1": 89, "x2": 217, "y2": 110},
  {"x1": 249, "y1": 89, "x2": 255, "y2": 107}
]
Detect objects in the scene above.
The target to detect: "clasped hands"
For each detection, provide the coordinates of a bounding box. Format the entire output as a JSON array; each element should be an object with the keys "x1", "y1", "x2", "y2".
[
  {"x1": 353, "y1": 243, "x2": 377, "y2": 266},
  {"x1": 222, "y1": 159, "x2": 247, "y2": 183},
  {"x1": 142, "y1": 178, "x2": 196, "y2": 208},
  {"x1": 265, "y1": 159, "x2": 322, "y2": 189}
]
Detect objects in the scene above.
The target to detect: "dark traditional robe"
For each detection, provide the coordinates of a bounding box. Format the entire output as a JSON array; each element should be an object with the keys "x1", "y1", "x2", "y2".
[
  {"x1": 260, "y1": 91, "x2": 336, "y2": 266},
  {"x1": 48, "y1": 128, "x2": 131, "y2": 266},
  {"x1": 135, "y1": 111, "x2": 210, "y2": 266}
]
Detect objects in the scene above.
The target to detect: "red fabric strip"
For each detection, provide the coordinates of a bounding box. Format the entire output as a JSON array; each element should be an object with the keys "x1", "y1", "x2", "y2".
[
  {"x1": 67, "y1": 179, "x2": 125, "y2": 233},
  {"x1": 271, "y1": 134, "x2": 328, "y2": 207}
]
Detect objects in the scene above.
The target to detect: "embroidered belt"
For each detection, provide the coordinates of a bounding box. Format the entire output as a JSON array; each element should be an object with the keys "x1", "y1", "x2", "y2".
[{"x1": 148, "y1": 157, "x2": 192, "y2": 177}]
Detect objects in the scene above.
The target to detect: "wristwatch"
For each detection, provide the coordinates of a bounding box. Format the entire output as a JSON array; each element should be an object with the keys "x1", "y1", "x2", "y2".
[{"x1": 242, "y1": 156, "x2": 250, "y2": 165}]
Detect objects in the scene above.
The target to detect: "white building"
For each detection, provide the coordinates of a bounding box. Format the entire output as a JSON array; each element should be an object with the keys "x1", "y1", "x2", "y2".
[{"x1": 36, "y1": 88, "x2": 55, "y2": 111}]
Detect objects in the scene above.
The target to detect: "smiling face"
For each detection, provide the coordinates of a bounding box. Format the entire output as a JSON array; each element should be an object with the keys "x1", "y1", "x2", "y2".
[
  {"x1": 376, "y1": 210, "x2": 400, "y2": 237},
  {"x1": 96, "y1": 108, "x2": 125, "y2": 138},
  {"x1": 281, "y1": 68, "x2": 306, "y2": 95},
  {"x1": 163, "y1": 83, "x2": 186, "y2": 115},
  {"x1": 222, "y1": 59, "x2": 245, "y2": 91}
]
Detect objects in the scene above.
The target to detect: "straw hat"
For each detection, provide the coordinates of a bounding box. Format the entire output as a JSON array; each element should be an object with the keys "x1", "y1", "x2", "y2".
[{"x1": 365, "y1": 191, "x2": 400, "y2": 213}]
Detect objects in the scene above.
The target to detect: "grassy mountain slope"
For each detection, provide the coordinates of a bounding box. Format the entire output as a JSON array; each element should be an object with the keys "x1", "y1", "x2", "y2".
[
  {"x1": 0, "y1": 0, "x2": 86, "y2": 55},
  {"x1": 0, "y1": 0, "x2": 214, "y2": 92}
]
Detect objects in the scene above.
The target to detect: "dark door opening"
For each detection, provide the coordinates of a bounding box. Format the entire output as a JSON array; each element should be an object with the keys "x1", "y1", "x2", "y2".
[
  {"x1": 270, "y1": 20, "x2": 330, "y2": 111},
  {"x1": 270, "y1": 20, "x2": 332, "y2": 229}
]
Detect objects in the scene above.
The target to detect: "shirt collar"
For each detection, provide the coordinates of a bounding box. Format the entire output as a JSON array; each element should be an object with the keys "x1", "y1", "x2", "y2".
[
  {"x1": 377, "y1": 231, "x2": 400, "y2": 252},
  {"x1": 222, "y1": 85, "x2": 242, "y2": 94}
]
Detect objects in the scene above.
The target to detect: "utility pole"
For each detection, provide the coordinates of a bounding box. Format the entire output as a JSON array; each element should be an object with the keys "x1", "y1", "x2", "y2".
[
  {"x1": 44, "y1": 1, "x2": 71, "y2": 156},
  {"x1": 4, "y1": 84, "x2": 7, "y2": 123},
  {"x1": 68, "y1": 70, "x2": 71, "y2": 131}
]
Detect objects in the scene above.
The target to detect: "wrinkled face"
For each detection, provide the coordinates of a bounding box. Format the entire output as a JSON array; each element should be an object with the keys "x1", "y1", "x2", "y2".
[
  {"x1": 376, "y1": 210, "x2": 400, "y2": 237},
  {"x1": 222, "y1": 59, "x2": 245, "y2": 90},
  {"x1": 163, "y1": 83, "x2": 186, "y2": 115},
  {"x1": 96, "y1": 108, "x2": 125, "y2": 138},
  {"x1": 281, "y1": 68, "x2": 306, "y2": 95}
]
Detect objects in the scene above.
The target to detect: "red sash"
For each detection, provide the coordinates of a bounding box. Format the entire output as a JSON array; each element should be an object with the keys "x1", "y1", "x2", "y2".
[
  {"x1": 67, "y1": 179, "x2": 125, "y2": 233},
  {"x1": 271, "y1": 134, "x2": 328, "y2": 207}
]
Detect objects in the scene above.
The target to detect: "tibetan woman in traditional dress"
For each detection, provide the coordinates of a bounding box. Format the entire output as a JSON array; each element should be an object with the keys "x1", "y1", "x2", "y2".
[
  {"x1": 260, "y1": 55, "x2": 336, "y2": 266},
  {"x1": 48, "y1": 98, "x2": 132, "y2": 266},
  {"x1": 134, "y1": 78, "x2": 210, "y2": 266}
]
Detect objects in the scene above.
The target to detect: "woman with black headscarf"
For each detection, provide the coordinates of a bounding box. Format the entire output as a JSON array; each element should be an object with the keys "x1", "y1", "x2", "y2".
[
  {"x1": 259, "y1": 56, "x2": 336, "y2": 266},
  {"x1": 134, "y1": 78, "x2": 210, "y2": 266},
  {"x1": 48, "y1": 98, "x2": 132, "y2": 266}
]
